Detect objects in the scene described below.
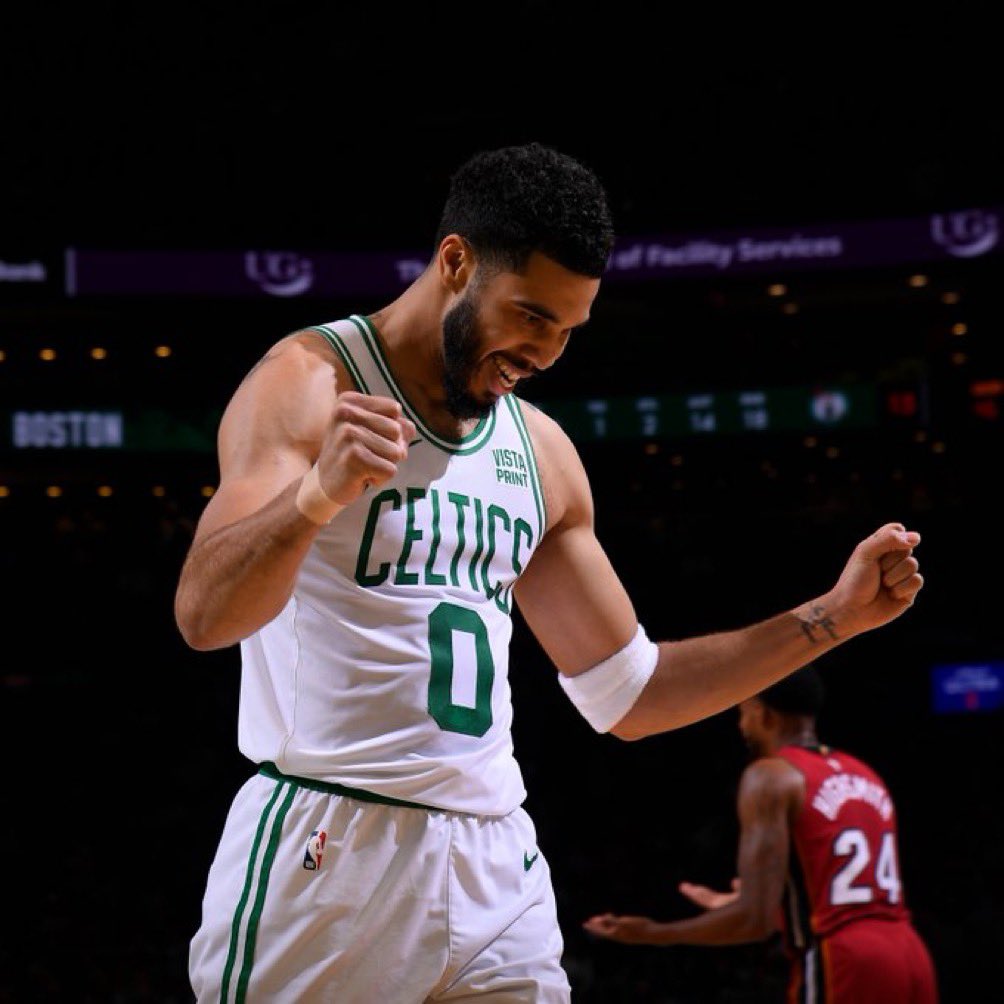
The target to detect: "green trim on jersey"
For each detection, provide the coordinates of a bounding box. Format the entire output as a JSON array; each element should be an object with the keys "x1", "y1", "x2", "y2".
[
  {"x1": 309, "y1": 325, "x2": 371, "y2": 394},
  {"x1": 221, "y1": 783, "x2": 293, "y2": 1003},
  {"x1": 258, "y1": 762, "x2": 439, "y2": 811},
  {"x1": 348, "y1": 314, "x2": 497, "y2": 455},
  {"x1": 505, "y1": 396, "x2": 546, "y2": 539}
]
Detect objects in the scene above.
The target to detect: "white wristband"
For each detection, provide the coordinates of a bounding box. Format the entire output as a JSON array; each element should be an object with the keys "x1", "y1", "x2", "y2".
[
  {"x1": 295, "y1": 463, "x2": 345, "y2": 525},
  {"x1": 557, "y1": 624, "x2": 659, "y2": 733}
]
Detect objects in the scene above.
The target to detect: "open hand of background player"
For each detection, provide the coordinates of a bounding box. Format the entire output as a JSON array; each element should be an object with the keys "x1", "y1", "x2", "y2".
[
  {"x1": 678, "y1": 878, "x2": 741, "y2": 911},
  {"x1": 583, "y1": 878, "x2": 742, "y2": 944},
  {"x1": 316, "y1": 391, "x2": 416, "y2": 505},
  {"x1": 582, "y1": 913, "x2": 664, "y2": 944}
]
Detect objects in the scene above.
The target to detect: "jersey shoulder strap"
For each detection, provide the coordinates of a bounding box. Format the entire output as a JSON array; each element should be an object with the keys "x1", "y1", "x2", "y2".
[
  {"x1": 307, "y1": 315, "x2": 390, "y2": 398},
  {"x1": 311, "y1": 313, "x2": 503, "y2": 457}
]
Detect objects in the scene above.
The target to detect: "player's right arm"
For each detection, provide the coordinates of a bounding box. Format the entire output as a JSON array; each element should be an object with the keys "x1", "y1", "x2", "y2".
[{"x1": 174, "y1": 332, "x2": 414, "y2": 651}]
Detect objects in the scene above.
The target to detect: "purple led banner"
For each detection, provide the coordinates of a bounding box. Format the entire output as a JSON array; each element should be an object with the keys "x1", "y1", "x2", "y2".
[
  {"x1": 63, "y1": 207, "x2": 1001, "y2": 298},
  {"x1": 67, "y1": 249, "x2": 428, "y2": 298},
  {"x1": 0, "y1": 252, "x2": 64, "y2": 300},
  {"x1": 606, "y1": 207, "x2": 1001, "y2": 281}
]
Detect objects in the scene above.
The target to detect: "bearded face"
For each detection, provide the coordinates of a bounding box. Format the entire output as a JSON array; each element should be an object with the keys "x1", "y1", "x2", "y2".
[{"x1": 441, "y1": 283, "x2": 491, "y2": 420}]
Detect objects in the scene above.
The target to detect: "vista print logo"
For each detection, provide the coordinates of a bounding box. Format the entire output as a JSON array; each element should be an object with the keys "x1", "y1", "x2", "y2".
[
  {"x1": 931, "y1": 210, "x2": 999, "y2": 258},
  {"x1": 245, "y1": 251, "x2": 314, "y2": 296}
]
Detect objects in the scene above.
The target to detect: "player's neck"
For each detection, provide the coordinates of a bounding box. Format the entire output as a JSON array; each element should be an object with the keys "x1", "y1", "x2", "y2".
[{"x1": 364, "y1": 278, "x2": 479, "y2": 441}]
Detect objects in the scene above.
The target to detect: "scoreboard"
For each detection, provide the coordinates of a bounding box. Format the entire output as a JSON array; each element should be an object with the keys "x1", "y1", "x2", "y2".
[
  {"x1": 6, "y1": 408, "x2": 220, "y2": 452},
  {"x1": 537, "y1": 383, "x2": 878, "y2": 442},
  {"x1": 3, "y1": 383, "x2": 911, "y2": 454}
]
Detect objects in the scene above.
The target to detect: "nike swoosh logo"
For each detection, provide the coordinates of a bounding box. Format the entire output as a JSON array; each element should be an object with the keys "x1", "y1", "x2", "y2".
[
  {"x1": 523, "y1": 851, "x2": 539, "y2": 872},
  {"x1": 408, "y1": 438, "x2": 421, "y2": 447}
]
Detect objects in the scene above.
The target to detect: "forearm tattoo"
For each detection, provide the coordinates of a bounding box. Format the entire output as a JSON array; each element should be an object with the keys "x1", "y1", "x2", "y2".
[{"x1": 798, "y1": 605, "x2": 838, "y2": 644}]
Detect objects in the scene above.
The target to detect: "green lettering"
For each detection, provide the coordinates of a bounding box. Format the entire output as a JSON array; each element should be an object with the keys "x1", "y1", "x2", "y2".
[
  {"x1": 501, "y1": 517, "x2": 534, "y2": 609},
  {"x1": 423, "y1": 488, "x2": 447, "y2": 586},
  {"x1": 512, "y1": 517, "x2": 533, "y2": 575},
  {"x1": 482, "y1": 504, "x2": 511, "y2": 610},
  {"x1": 394, "y1": 487, "x2": 426, "y2": 585},
  {"x1": 355, "y1": 489, "x2": 402, "y2": 587},
  {"x1": 447, "y1": 492, "x2": 470, "y2": 588},
  {"x1": 468, "y1": 497, "x2": 485, "y2": 592},
  {"x1": 427, "y1": 602, "x2": 494, "y2": 737}
]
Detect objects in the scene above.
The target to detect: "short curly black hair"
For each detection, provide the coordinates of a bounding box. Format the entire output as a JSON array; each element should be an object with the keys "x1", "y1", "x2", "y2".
[
  {"x1": 435, "y1": 142, "x2": 614, "y2": 278},
  {"x1": 759, "y1": 665, "x2": 826, "y2": 716}
]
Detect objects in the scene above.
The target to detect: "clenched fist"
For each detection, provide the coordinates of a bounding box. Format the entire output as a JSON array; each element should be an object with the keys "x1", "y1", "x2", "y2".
[
  {"x1": 820, "y1": 522, "x2": 924, "y2": 638},
  {"x1": 316, "y1": 392, "x2": 417, "y2": 505}
]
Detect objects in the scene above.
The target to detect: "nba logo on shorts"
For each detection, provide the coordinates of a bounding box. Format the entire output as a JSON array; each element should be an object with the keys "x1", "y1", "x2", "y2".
[{"x1": 303, "y1": 830, "x2": 326, "y2": 871}]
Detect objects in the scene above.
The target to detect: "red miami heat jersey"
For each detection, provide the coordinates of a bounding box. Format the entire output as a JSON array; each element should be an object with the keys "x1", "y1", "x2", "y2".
[{"x1": 776, "y1": 744, "x2": 910, "y2": 948}]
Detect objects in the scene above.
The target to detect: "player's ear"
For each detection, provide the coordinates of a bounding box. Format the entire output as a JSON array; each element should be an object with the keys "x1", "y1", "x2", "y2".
[
  {"x1": 746, "y1": 697, "x2": 766, "y2": 726},
  {"x1": 437, "y1": 234, "x2": 475, "y2": 294}
]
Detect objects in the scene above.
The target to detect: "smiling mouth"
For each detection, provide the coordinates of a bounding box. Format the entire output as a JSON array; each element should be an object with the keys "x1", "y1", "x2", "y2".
[{"x1": 492, "y1": 354, "x2": 520, "y2": 391}]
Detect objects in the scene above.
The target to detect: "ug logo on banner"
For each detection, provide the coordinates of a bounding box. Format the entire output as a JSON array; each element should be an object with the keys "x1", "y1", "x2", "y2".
[
  {"x1": 930, "y1": 210, "x2": 999, "y2": 258},
  {"x1": 245, "y1": 251, "x2": 314, "y2": 296}
]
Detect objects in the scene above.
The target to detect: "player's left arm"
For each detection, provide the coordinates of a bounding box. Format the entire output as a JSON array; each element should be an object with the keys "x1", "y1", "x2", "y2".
[
  {"x1": 514, "y1": 405, "x2": 923, "y2": 738},
  {"x1": 583, "y1": 758, "x2": 800, "y2": 946}
]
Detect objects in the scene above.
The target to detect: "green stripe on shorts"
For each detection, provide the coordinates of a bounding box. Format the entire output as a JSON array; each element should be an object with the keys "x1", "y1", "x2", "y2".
[
  {"x1": 234, "y1": 783, "x2": 296, "y2": 1003},
  {"x1": 219, "y1": 779, "x2": 286, "y2": 1003}
]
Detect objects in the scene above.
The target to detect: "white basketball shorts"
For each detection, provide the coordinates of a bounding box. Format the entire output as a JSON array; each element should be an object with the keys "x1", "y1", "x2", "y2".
[{"x1": 189, "y1": 766, "x2": 571, "y2": 1003}]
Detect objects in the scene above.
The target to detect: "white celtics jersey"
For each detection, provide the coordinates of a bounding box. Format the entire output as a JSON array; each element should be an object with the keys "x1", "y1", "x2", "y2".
[{"x1": 238, "y1": 315, "x2": 546, "y2": 816}]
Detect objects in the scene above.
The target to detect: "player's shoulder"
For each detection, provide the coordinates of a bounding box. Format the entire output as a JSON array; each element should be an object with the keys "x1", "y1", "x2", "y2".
[
  {"x1": 739, "y1": 756, "x2": 806, "y2": 802},
  {"x1": 827, "y1": 747, "x2": 885, "y2": 783},
  {"x1": 218, "y1": 328, "x2": 345, "y2": 443},
  {"x1": 231, "y1": 327, "x2": 356, "y2": 400},
  {"x1": 254, "y1": 328, "x2": 340, "y2": 379}
]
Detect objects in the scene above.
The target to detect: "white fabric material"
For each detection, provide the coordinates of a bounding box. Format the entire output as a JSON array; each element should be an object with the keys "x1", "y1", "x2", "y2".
[
  {"x1": 239, "y1": 316, "x2": 545, "y2": 815},
  {"x1": 189, "y1": 774, "x2": 571, "y2": 1003},
  {"x1": 557, "y1": 624, "x2": 658, "y2": 733}
]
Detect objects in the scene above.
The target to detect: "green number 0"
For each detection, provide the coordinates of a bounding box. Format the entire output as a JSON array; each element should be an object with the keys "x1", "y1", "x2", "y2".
[{"x1": 427, "y1": 602, "x2": 495, "y2": 737}]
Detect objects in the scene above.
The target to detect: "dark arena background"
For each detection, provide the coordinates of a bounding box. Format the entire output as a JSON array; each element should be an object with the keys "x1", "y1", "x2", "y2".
[{"x1": 2, "y1": 12, "x2": 1002, "y2": 1002}]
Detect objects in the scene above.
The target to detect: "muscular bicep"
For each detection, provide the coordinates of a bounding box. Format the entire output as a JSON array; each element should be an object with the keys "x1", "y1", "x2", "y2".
[
  {"x1": 190, "y1": 334, "x2": 338, "y2": 545},
  {"x1": 515, "y1": 523, "x2": 638, "y2": 672}
]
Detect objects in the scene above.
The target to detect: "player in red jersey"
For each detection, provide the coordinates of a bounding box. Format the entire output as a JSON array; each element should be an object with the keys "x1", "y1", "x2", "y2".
[{"x1": 584, "y1": 666, "x2": 938, "y2": 1003}]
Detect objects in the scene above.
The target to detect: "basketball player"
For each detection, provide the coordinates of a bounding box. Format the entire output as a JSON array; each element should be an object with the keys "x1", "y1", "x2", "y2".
[
  {"x1": 174, "y1": 143, "x2": 925, "y2": 1002},
  {"x1": 584, "y1": 666, "x2": 938, "y2": 1003}
]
